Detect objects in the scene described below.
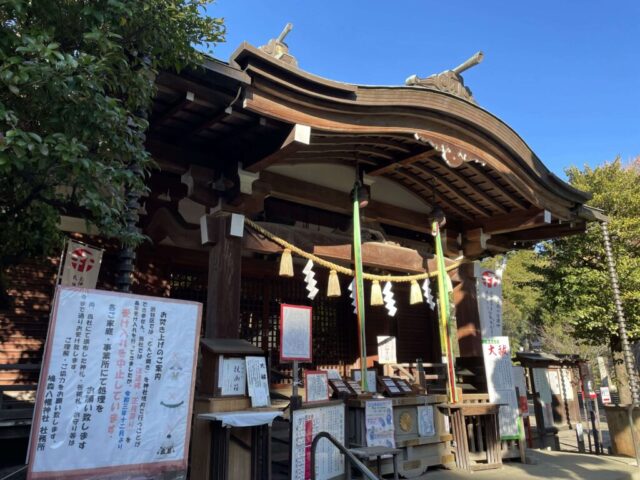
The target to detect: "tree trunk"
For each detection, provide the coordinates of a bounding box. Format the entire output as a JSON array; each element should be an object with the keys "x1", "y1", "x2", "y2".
[{"x1": 611, "y1": 337, "x2": 633, "y2": 404}]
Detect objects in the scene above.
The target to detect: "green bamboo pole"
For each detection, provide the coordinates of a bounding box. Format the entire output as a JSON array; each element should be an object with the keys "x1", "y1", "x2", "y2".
[
  {"x1": 353, "y1": 184, "x2": 368, "y2": 391},
  {"x1": 433, "y1": 221, "x2": 458, "y2": 403}
]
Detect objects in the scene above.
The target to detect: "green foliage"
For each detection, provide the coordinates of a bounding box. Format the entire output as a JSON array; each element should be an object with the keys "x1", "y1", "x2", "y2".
[
  {"x1": 533, "y1": 158, "x2": 640, "y2": 346},
  {"x1": 495, "y1": 158, "x2": 639, "y2": 361},
  {"x1": 0, "y1": 0, "x2": 224, "y2": 270}
]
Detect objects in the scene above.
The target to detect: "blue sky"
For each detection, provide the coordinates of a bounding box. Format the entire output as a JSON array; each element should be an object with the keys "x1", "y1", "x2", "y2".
[{"x1": 205, "y1": 0, "x2": 639, "y2": 178}]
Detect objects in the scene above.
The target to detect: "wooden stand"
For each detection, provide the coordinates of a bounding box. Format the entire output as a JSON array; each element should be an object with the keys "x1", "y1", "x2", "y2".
[
  {"x1": 192, "y1": 338, "x2": 273, "y2": 480},
  {"x1": 441, "y1": 402, "x2": 502, "y2": 472},
  {"x1": 201, "y1": 413, "x2": 277, "y2": 480},
  {"x1": 191, "y1": 397, "x2": 251, "y2": 480}
]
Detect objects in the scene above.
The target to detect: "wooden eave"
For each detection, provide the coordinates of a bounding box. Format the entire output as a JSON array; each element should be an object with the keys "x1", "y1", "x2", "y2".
[{"x1": 144, "y1": 43, "x2": 594, "y2": 258}]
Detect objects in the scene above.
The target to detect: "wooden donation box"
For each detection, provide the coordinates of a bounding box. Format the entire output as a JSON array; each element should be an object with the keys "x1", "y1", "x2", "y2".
[
  {"x1": 347, "y1": 394, "x2": 453, "y2": 478},
  {"x1": 192, "y1": 338, "x2": 278, "y2": 480}
]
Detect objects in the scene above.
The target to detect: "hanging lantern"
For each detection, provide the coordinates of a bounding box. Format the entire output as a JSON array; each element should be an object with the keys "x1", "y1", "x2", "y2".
[
  {"x1": 370, "y1": 280, "x2": 383, "y2": 306},
  {"x1": 327, "y1": 270, "x2": 341, "y2": 297},
  {"x1": 410, "y1": 279, "x2": 423, "y2": 305}
]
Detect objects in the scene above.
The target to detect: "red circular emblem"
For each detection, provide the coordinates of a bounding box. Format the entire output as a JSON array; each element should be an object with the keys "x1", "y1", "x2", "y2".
[
  {"x1": 70, "y1": 248, "x2": 95, "y2": 273},
  {"x1": 481, "y1": 271, "x2": 500, "y2": 288}
]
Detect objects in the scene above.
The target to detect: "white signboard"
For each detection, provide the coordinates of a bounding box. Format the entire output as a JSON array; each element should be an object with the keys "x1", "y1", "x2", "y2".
[
  {"x1": 482, "y1": 337, "x2": 519, "y2": 439},
  {"x1": 280, "y1": 304, "x2": 313, "y2": 362},
  {"x1": 246, "y1": 356, "x2": 270, "y2": 407},
  {"x1": 417, "y1": 405, "x2": 435, "y2": 437},
  {"x1": 548, "y1": 369, "x2": 561, "y2": 395},
  {"x1": 377, "y1": 336, "x2": 397, "y2": 365},
  {"x1": 59, "y1": 240, "x2": 103, "y2": 289},
  {"x1": 305, "y1": 371, "x2": 329, "y2": 403},
  {"x1": 219, "y1": 357, "x2": 246, "y2": 396},
  {"x1": 560, "y1": 368, "x2": 575, "y2": 401},
  {"x1": 365, "y1": 399, "x2": 395, "y2": 448},
  {"x1": 475, "y1": 266, "x2": 503, "y2": 337},
  {"x1": 352, "y1": 369, "x2": 377, "y2": 393},
  {"x1": 597, "y1": 356, "x2": 610, "y2": 388},
  {"x1": 27, "y1": 287, "x2": 201, "y2": 479},
  {"x1": 291, "y1": 404, "x2": 345, "y2": 480},
  {"x1": 532, "y1": 368, "x2": 554, "y2": 427}
]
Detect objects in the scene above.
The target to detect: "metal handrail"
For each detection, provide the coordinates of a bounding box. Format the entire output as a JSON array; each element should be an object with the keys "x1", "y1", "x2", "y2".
[{"x1": 310, "y1": 431, "x2": 379, "y2": 480}]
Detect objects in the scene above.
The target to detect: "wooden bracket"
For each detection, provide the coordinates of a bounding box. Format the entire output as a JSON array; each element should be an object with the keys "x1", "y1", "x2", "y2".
[
  {"x1": 181, "y1": 164, "x2": 219, "y2": 207},
  {"x1": 472, "y1": 208, "x2": 552, "y2": 235},
  {"x1": 244, "y1": 124, "x2": 311, "y2": 172}
]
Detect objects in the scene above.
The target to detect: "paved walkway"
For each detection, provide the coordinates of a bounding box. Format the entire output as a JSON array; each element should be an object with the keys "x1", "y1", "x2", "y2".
[{"x1": 419, "y1": 450, "x2": 640, "y2": 480}]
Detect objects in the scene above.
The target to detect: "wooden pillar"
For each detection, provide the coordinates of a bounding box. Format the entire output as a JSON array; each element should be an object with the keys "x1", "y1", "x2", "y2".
[
  {"x1": 202, "y1": 213, "x2": 243, "y2": 339},
  {"x1": 453, "y1": 263, "x2": 482, "y2": 357}
]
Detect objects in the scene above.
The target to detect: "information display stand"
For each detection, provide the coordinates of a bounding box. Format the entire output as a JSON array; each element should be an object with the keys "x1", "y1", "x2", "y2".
[
  {"x1": 347, "y1": 395, "x2": 452, "y2": 478},
  {"x1": 193, "y1": 338, "x2": 275, "y2": 480}
]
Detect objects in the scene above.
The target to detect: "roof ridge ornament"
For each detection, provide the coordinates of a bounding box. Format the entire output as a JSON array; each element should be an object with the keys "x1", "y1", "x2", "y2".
[
  {"x1": 405, "y1": 51, "x2": 484, "y2": 104},
  {"x1": 259, "y1": 23, "x2": 298, "y2": 67}
]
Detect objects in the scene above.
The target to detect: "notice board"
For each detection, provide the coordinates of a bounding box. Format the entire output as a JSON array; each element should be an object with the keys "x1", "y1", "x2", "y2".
[
  {"x1": 291, "y1": 402, "x2": 345, "y2": 480},
  {"x1": 27, "y1": 287, "x2": 202, "y2": 479},
  {"x1": 280, "y1": 304, "x2": 312, "y2": 362},
  {"x1": 482, "y1": 336, "x2": 519, "y2": 440}
]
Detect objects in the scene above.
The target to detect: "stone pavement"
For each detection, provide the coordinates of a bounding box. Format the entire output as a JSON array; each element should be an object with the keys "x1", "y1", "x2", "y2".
[{"x1": 417, "y1": 449, "x2": 640, "y2": 480}]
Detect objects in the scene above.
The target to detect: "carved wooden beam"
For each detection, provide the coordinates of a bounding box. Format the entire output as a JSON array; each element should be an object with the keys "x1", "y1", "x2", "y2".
[
  {"x1": 500, "y1": 222, "x2": 585, "y2": 242},
  {"x1": 244, "y1": 124, "x2": 311, "y2": 173},
  {"x1": 144, "y1": 207, "x2": 202, "y2": 250},
  {"x1": 302, "y1": 144, "x2": 395, "y2": 160},
  {"x1": 441, "y1": 229, "x2": 463, "y2": 258},
  {"x1": 472, "y1": 208, "x2": 551, "y2": 235},
  {"x1": 462, "y1": 227, "x2": 491, "y2": 258},
  {"x1": 260, "y1": 171, "x2": 433, "y2": 234},
  {"x1": 367, "y1": 148, "x2": 438, "y2": 176},
  {"x1": 180, "y1": 164, "x2": 219, "y2": 207},
  {"x1": 215, "y1": 179, "x2": 270, "y2": 216},
  {"x1": 485, "y1": 236, "x2": 514, "y2": 253},
  {"x1": 312, "y1": 135, "x2": 413, "y2": 154},
  {"x1": 314, "y1": 244, "x2": 425, "y2": 273},
  {"x1": 415, "y1": 134, "x2": 482, "y2": 168},
  {"x1": 243, "y1": 222, "x2": 426, "y2": 272}
]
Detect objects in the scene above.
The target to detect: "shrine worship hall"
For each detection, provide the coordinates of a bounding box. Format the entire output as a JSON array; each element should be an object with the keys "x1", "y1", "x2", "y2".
[{"x1": 7, "y1": 27, "x2": 604, "y2": 480}]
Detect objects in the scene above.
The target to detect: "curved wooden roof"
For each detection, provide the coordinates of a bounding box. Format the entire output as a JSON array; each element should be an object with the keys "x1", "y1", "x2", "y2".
[
  {"x1": 146, "y1": 42, "x2": 600, "y2": 257},
  {"x1": 231, "y1": 44, "x2": 589, "y2": 219}
]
